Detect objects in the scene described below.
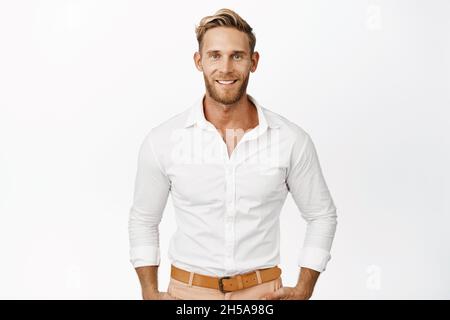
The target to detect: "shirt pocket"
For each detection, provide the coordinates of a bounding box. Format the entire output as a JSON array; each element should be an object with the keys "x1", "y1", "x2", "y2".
[
  {"x1": 237, "y1": 163, "x2": 287, "y2": 204},
  {"x1": 257, "y1": 164, "x2": 285, "y2": 177},
  {"x1": 168, "y1": 163, "x2": 225, "y2": 205}
]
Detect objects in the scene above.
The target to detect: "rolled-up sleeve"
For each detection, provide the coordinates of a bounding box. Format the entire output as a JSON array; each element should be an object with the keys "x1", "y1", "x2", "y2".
[
  {"x1": 128, "y1": 130, "x2": 170, "y2": 268},
  {"x1": 286, "y1": 133, "x2": 337, "y2": 272}
]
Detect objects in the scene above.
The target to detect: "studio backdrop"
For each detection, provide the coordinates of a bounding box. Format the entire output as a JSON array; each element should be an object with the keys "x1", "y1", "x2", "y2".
[{"x1": 0, "y1": 0, "x2": 449, "y2": 299}]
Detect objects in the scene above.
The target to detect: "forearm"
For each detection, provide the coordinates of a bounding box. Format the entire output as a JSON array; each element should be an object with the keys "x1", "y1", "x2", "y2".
[
  {"x1": 135, "y1": 265, "x2": 159, "y2": 293},
  {"x1": 295, "y1": 267, "x2": 320, "y2": 295}
]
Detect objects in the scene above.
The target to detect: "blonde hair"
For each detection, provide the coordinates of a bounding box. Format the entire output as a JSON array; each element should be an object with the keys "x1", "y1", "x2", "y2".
[{"x1": 195, "y1": 8, "x2": 256, "y2": 54}]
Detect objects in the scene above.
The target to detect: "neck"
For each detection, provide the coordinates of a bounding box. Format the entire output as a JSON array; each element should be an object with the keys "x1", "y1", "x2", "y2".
[{"x1": 203, "y1": 93, "x2": 258, "y2": 131}]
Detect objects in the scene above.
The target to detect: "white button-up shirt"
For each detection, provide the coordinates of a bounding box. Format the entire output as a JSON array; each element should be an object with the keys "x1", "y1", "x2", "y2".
[{"x1": 128, "y1": 94, "x2": 337, "y2": 276}]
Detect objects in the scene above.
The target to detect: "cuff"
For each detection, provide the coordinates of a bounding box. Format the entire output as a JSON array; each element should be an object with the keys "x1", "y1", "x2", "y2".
[
  {"x1": 298, "y1": 247, "x2": 332, "y2": 272},
  {"x1": 129, "y1": 245, "x2": 161, "y2": 268}
]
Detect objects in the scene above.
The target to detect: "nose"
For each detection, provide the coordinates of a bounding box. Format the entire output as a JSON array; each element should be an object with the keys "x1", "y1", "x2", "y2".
[{"x1": 219, "y1": 56, "x2": 233, "y2": 74}]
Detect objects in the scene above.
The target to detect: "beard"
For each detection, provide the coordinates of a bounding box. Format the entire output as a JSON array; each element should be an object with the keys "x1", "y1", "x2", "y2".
[{"x1": 203, "y1": 72, "x2": 250, "y2": 106}]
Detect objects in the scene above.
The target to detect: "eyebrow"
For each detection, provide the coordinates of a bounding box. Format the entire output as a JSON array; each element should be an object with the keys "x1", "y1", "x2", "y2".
[{"x1": 206, "y1": 50, "x2": 247, "y2": 55}]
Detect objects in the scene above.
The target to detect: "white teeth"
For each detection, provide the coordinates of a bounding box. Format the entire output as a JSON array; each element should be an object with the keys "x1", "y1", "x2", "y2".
[{"x1": 217, "y1": 80, "x2": 236, "y2": 84}]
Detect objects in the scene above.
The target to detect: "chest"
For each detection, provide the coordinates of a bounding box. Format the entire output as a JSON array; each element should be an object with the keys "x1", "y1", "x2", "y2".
[{"x1": 165, "y1": 129, "x2": 290, "y2": 206}]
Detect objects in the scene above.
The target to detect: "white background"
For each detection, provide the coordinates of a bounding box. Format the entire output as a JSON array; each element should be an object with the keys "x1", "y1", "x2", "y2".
[{"x1": 0, "y1": 0, "x2": 449, "y2": 299}]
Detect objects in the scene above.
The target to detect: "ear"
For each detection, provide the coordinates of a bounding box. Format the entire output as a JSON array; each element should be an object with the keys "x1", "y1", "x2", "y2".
[
  {"x1": 193, "y1": 52, "x2": 203, "y2": 72},
  {"x1": 250, "y1": 51, "x2": 260, "y2": 73}
]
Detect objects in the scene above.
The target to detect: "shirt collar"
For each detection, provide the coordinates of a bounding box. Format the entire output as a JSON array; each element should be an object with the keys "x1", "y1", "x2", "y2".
[{"x1": 184, "y1": 93, "x2": 280, "y2": 130}]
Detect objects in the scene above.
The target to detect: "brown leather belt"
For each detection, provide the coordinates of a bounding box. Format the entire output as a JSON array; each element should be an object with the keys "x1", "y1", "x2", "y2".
[{"x1": 170, "y1": 265, "x2": 282, "y2": 293}]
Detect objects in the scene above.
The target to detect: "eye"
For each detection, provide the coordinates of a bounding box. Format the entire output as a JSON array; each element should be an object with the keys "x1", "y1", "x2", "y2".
[
  {"x1": 211, "y1": 54, "x2": 220, "y2": 60},
  {"x1": 233, "y1": 54, "x2": 242, "y2": 60}
]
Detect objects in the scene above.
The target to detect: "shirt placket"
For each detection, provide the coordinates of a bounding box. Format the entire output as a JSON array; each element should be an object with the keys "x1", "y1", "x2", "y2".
[
  {"x1": 202, "y1": 119, "x2": 267, "y2": 275},
  {"x1": 224, "y1": 162, "x2": 236, "y2": 272},
  {"x1": 221, "y1": 131, "x2": 265, "y2": 274}
]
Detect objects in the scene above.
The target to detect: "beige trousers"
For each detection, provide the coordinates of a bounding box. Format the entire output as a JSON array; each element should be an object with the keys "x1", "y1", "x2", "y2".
[{"x1": 167, "y1": 276, "x2": 283, "y2": 300}]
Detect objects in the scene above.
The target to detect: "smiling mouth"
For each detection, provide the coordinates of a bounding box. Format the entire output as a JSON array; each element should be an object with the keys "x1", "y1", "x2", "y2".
[{"x1": 216, "y1": 80, "x2": 238, "y2": 85}]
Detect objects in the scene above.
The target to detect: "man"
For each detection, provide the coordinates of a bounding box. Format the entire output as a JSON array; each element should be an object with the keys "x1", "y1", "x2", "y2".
[{"x1": 128, "y1": 8, "x2": 337, "y2": 300}]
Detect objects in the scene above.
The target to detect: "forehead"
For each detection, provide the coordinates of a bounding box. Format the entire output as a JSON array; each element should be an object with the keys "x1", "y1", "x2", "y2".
[{"x1": 201, "y1": 26, "x2": 250, "y2": 53}]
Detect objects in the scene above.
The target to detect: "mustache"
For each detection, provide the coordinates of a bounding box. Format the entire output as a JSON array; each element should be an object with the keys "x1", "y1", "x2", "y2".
[{"x1": 213, "y1": 75, "x2": 240, "y2": 80}]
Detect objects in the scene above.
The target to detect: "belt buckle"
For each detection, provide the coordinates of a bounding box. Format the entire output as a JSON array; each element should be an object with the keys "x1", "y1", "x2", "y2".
[{"x1": 218, "y1": 276, "x2": 231, "y2": 293}]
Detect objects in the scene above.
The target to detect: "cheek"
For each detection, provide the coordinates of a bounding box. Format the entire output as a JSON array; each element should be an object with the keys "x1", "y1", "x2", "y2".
[
  {"x1": 199, "y1": 61, "x2": 213, "y2": 73},
  {"x1": 238, "y1": 60, "x2": 252, "y2": 71},
  {"x1": 202, "y1": 72, "x2": 215, "y2": 85}
]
